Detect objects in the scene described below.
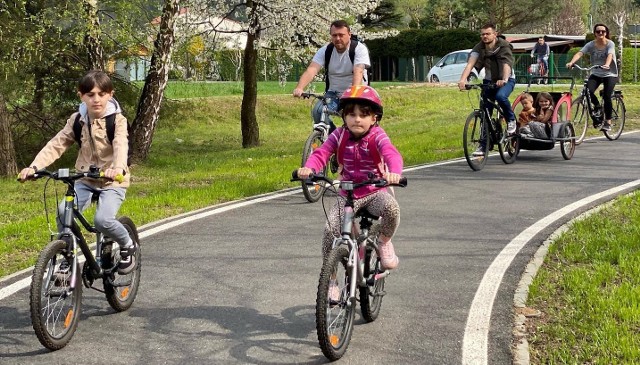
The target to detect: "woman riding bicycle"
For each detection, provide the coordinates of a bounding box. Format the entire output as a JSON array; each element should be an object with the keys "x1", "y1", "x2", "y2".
[
  {"x1": 566, "y1": 23, "x2": 618, "y2": 132},
  {"x1": 296, "y1": 85, "x2": 403, "y2": 271},
  {"x1": 18, "y1": 70, "x2": 137, "y2": 275}
]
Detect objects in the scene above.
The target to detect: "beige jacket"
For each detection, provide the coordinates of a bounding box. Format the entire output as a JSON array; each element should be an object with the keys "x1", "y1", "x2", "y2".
[{"x1": 30, "y1": 111, "x2": 130, "y2": 188}]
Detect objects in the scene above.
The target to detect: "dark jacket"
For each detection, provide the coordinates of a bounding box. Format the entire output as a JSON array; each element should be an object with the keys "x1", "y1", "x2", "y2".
[{"x1": 472, "y1": 37, "x2": 514, "y2": 82}]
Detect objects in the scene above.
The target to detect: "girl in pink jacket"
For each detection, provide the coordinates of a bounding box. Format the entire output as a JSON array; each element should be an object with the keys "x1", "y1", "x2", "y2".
[{"x1": 297, "y1": 85, "x2": 403, "y2": 271}]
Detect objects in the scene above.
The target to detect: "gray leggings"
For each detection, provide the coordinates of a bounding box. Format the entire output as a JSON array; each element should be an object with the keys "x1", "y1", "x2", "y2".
[
  {"x1": 322, "y1": 190, "x2": 400, "y2": 258},
  {"x1": 57, "y1": 182, "x2": 129, "y2": 245}
]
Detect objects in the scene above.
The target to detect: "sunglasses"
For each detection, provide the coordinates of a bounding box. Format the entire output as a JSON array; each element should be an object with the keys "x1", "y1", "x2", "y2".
[{"x1": 595, "y1": 30, "x2": 606, "y2": 34}]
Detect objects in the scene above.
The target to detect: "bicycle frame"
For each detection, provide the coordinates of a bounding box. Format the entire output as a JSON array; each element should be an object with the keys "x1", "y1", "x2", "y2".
[{"x1": 45, "y1": 168, "x2": 121, "y2": 289}]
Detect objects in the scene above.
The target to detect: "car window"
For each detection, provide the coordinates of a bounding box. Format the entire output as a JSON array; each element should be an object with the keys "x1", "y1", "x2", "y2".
[
  {"x1": 442, "y1": 54, "x2": 455, "y2": 66},
  {"x1": 455, "y1": 52, "x2": 469, "y2": 64}
]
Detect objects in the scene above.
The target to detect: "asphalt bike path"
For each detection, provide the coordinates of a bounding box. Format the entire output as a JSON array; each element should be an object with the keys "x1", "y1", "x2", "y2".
[{"x1": 1, "y1": 132, "x2": 638, "y2": 364}]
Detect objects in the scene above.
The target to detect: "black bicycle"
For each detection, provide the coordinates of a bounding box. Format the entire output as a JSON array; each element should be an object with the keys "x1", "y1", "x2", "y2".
[
  {"x1": 569, "y1": 64, "x2": 626, "y2": 144},
  {"x1": 20, "y1": 166, "x2": 141, "y2": 350},
  {"x1": 299, "y1": 93, "x2": 339, "y2": 202},
  {"x1": 292, "y1": 171, "x2": 407, "y2": 361},
  {"x1": 462, "y1": 83, "x2": 519, "y2": 171}
]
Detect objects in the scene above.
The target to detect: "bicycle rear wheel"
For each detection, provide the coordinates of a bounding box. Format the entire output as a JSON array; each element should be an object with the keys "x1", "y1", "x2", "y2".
[
  {"x1": 104, "y1": 216, "x2": 142, "y2": 312},
  {"x1": 570, "y1": 96, "x2": 588, "y2": 145},
  {"x1": 30, "y1": 240, "x2": 82, "y2": 351},
  {"x1": 301, "y1": 130, "x2": 329, "y2": 203},
  {"x1": 359, "y1": 243, "x2": 385, "y2": 322},
  {"x1": 561, "y1": 123, "x2": 576, "y2": 160},
  {"x1": 316, "y1": 246, "x2": 355, "y2": 361},
  {"x1": 463, "y1": 111, "x2": 489, "y2": 171},
  {"x1": 498, "y1": 118, "x2": 519, "y2": 164},
  {"x1": 604, "y1": 96, "x2": 625, "y2": 141}
]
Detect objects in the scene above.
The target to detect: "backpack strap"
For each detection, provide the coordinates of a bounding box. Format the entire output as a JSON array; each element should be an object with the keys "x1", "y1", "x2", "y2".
[
  {"x1": 73, "y1": 113, "x2": 83, "y2": 147},
  {"x1": 105, "y1": 114, "x2": 116, "y2": 143},
  {"x1": 324, "y1": 40, "x2": 359, "y2": 92}
]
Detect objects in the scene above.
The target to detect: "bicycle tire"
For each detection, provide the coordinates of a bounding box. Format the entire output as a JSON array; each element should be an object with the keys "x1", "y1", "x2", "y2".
[
  {"x1": 104, "y1": 216, "x2": 141, "y2": 312},
  {"x1": 604, "y1": 96, "x2": 625, "y2": 141},
  {"x1": 498, "y1": 118, "x2": 519, "y2": 164},
  {"x1": 359, "y1": 243, "x2": 385, "y2": 323},
  {"x1": 570, "y1": 96, "x2": 588, "y2": 145},
  {"x1": 463, "y1": 111, "x2": 489, "y2": 171},
  {"x1": 30, "y1": 240, "x2": 82, "y2": 351},
  {"x1": 561, "y1": 123, "x2": 576, "y2": 160},
  {"x1": 301, "y1": 130, "x2": 329, "y2": 203},
  {"x1": 316, "y1": 246, "x2": 355, "y2": 361}
]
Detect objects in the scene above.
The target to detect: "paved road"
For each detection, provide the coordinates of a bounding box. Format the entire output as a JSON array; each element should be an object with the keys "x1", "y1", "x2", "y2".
[{"x1": 1, "y1": 132, "x2": 639, "y2": 365}]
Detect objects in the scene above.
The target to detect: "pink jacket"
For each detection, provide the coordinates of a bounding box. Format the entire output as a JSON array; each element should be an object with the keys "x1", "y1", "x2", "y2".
[{"x1": 305, "y1": 125, "x2": 403, "y2": 199}]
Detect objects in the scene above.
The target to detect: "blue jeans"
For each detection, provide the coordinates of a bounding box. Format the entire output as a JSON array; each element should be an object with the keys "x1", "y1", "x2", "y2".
[
  {"x1": 57, "y1": 182, "x2": 130, "y2": 245},
  {"x1": 312, "y1": 90, "x2": 341, "y2": 133},
  {"x1": 483, "y1": 78, "x2": 516, "y2": 122}
]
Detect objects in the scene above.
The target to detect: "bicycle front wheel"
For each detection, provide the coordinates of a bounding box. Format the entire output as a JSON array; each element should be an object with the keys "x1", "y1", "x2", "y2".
[
  {"x1": 570, "y1": 96, "x2": 588, "y2": 145},
  {"x1": 604, "y1": 96, "x2": 625, "y2": 141},
  {"x1": 463, "y1": 111, "x2": 489, "y2": 171},
  {"x1": 301, "y1": 130, "x2": 329, "y2": 203},
  {"x1": 498, "y1": 118, "x2": 519, "y2": 164},
  {"x1": 316, "y1": 246, "x2": 355, "y2": 361},
  {"x1": 30, "y1": 240, "x2": 82, "y2": 351},
  {"x1": 104, "y1": 216, "x2": 142, "y2": 312},
  {"x1": 359, "y1": 243, "x2": 385, "y2": 322}
]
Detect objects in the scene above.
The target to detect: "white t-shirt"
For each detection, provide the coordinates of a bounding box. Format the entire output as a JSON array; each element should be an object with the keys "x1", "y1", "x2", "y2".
[{"x1": 312, "y1": 41, "x2": 370, "y2": 93}]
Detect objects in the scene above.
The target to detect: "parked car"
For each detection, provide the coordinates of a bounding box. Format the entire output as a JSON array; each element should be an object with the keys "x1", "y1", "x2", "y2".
[{"x1": 427, "y1": 49, "x2": 485, "y2": 83}]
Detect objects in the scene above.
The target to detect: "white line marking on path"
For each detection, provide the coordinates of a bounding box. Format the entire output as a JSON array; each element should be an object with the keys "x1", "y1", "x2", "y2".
[{"x1": 461, "y1": 179, "x2": 640, "y2": 365}]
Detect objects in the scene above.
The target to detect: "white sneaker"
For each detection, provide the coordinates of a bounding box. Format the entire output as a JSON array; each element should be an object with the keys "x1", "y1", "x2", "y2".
[
  {"x1": 472, "y1": 147, "x2": 485, "y2": 157},
  {"x1": 507, "y1": 120, "x2": 517, "y2": 134}
]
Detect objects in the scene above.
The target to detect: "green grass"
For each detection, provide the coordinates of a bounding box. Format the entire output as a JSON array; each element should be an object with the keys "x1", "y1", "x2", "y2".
[
  {"x1": 528, "y1": 192, "x2": 640, "y2": 363},
  {"x1": 1, "y1": 81, "x2": 640, "y2": 360}
]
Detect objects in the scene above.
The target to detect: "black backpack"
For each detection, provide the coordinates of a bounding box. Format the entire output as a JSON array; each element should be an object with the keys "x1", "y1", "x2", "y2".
[
  {"x1": 73, "y1": 112, "x2": 133, "y2": 166},
  {"x1": 323, "y1": 35, "x2": 369, "y2": 92}
]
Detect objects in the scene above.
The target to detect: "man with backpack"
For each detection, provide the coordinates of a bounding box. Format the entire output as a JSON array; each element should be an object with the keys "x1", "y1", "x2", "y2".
[{"x1": 292, "y1": 19, "x2": 371, "y2": 131}]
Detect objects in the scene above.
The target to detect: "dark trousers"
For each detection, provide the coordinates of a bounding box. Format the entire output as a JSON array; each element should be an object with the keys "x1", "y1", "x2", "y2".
[{"x1": 587, "y1": 75, "x2": 616, "y2": 120}]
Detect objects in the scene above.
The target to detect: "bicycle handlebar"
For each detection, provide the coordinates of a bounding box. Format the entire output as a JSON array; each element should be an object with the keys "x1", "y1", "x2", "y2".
[
  {"x1": 18, "y1": 167, "x2": 124, "y2": 184},
  {"x1": 464, "y1": 83, "x2": 498, "y2": 90},
  {"x1": 301, "y1": 92, "x2": 327, "y2": 101},
  {"x1": 569, "y1": 64, "x2": 602, "y2": 71},
  {"x1": 291, "y1": 170, "x2": 407, "y2": 189}
]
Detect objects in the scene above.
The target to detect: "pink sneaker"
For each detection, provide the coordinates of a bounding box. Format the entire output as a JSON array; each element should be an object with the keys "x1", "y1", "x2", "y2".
[
  {"x1": 378, "y1": 240, "x2": 399, "y2": 270},
  {"x1": 329, "y1": 280, "x2": 340, "y2": 302}
]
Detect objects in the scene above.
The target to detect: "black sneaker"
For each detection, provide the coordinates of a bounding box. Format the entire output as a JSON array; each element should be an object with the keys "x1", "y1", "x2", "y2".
[
  {"x1": 118, "y1": 242, "x2": 137, "y2": 275},
  {"x1": 53, "y1": 260, "x2": 70, "y2": 286}
]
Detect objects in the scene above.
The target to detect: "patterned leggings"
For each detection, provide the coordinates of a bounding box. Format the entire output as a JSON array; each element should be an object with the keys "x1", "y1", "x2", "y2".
[{"x1": 321, "y1": 190, "x2": 400, "y2": 259}]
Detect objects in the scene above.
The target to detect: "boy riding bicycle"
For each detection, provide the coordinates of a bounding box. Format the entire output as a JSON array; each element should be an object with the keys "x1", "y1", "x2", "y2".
[
  {"x1": 297, "y1": 85, "x2": 403, "y2": 271},
  {"x1": 18, "y1": 70, "x2": 137, "y2": 275}
]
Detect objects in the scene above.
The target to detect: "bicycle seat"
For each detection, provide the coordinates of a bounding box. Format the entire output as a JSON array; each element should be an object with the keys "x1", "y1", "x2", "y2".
[{"x1": 355, "y1": 209, "x2": 380, "y2": 221}]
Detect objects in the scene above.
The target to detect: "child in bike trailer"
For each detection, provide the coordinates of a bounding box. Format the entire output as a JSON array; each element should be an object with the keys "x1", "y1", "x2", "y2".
[
  {"x1": 517, "y1": 93, "x2": 536, "y2": 134},
  {"x1": 520, "y1": 92, "x2": 554, "y2": 139},
  {"x1": 18, "y1": 70, "x2": 137, "y2": 275},
  {"x1": 297, "y1": 85, "x2": 404, "y2": 271}
]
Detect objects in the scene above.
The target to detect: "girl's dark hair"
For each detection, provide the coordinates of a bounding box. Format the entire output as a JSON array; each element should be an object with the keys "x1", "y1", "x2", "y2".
[
  {"x1": 593, "y1": 23, "x2": 610, "y2": 39},
  {"x1": 78, "y1": 70, "x2": 114, "y2": 94},
  {"x1": 341, "y1": 102, "x2": 376, "y2": 119}
]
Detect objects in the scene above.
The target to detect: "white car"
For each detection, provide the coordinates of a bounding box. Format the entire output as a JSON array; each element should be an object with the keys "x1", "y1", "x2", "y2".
[{"x1": 427, "y1": 49, "x2": 485, "y2": 83}]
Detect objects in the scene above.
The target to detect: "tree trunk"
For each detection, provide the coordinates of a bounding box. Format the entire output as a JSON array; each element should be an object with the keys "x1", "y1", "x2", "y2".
[
  {"x1": 130, "y1": 0, "x2": 181, "y2": 164},
  {"x1": 0, "y1": 94, "x2": 18, "y2": 177},
  {"x1": 84, "y1": 0, "x2": 104, "y2": 70},
  {"x1": 240, "y1": 2, "x2": 260, "y2": 148}
]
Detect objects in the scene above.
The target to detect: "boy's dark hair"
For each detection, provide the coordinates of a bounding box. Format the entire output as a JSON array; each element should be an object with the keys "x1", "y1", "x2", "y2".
[
  {"x1": 330, "y1": 20, "x2": 350, "y2": 32},
  {"x1": 78, "y1": 70, "x2": 114, "y2": 94}
]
